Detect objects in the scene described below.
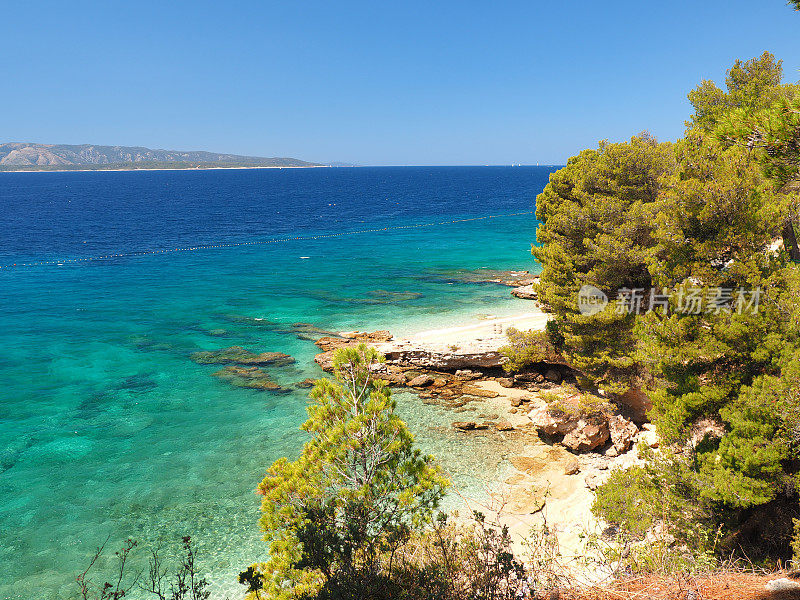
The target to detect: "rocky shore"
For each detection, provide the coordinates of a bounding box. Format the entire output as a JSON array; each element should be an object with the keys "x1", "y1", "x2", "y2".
[{"x1": 310, "y1": 308, "x2": 656, "y2": 564}]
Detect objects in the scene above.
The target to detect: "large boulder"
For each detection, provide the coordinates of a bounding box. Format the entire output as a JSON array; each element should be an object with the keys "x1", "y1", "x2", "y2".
[
  {"x1": 608, "y1": 415, "x2": 638, "y2": 453},
  {"x1": 528, "y1": 406, "x2": 580, "y2": 436},
  {"x1": 561, "y1": 418, "x2": 610, "y2": 452},
  {"x1": 618, "y1": 388, "x2": 653, "y2": 425}
]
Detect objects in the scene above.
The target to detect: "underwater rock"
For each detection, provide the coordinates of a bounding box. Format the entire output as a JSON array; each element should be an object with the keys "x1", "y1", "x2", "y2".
[
  {"x1": 293, "y1": 378, "x2": 318, "y2": 389},
  {"x1": 191, "y1": 346, "x2": 295, "y2": 367},
  {"x1": 211, "y1": 366, "x2": 284, "y2": 391},
  {"x1": 207, "y1": 329, "x2": 228, "y2": 337},
  {"x1": 115, "y1": 373, "x2": 158, "y2": 393}
]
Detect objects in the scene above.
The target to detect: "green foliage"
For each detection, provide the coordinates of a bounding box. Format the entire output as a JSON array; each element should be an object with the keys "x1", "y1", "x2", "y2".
[
  {"x1": 593, "y1": 447, "x2": 708, "y2": 544},
  {"x1": 687, "y1": 52, "x2": 793, "y2": 132},
  {"x1": 533, "y1": 133, "x2": 676, "y2": 392},
  {"x1": 499, "y1": 327, "x2": 562, "y2": 372},
  {"x1": 539, "y1": 52, "x2": 800, "y2": 560},
  {"x1": 245, "y1": 344, "x2": 448, "y2": 600}
]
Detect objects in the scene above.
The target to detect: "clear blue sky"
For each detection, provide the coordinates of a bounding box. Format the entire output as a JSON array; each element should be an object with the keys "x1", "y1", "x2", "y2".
[{"x1": 1, "y1": 1, "x2": 798, "y2": 165}]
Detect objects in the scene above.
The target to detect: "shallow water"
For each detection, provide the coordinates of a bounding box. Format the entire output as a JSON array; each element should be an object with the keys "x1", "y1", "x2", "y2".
[{"x1": 0, "y1": 166, "x2": 552, "y2": 599}]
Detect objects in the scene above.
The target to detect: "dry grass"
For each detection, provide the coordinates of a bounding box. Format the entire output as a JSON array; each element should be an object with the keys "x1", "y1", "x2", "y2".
[{"x1": 559, "y1": 571, "x2": 800, "y2": 600}]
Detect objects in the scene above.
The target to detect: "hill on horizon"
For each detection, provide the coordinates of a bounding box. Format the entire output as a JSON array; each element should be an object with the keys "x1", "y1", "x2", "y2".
[{"x1": 0, "y1": 142, "x2": 326, "y2": 170}]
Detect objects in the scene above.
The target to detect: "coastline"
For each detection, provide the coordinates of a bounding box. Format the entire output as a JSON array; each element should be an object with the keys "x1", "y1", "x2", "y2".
[
  {"x1": 0, "y1": 164, "x2": 333, "y2": 174},
  {"x1": 336, "y1": 301, "x2": 653, "y2": 576}
]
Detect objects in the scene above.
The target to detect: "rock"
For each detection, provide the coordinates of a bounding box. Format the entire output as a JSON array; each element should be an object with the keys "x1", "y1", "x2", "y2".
[
  {"x1": 452, "y1": 421, "x2": 476, "y2": 431},
  {"x1": 339, "y1": 330, "x2": 393, "y2": 342},
  {"x1": 585, "y1": 473, "x2": 603, "y2": 490},
  {"x1": 513, "y1": 371, "x2": 540, "y2": 383},
  {"x1": 294, "y1": 378, "x2": 317, "y2": 389},
  {"x1": 475, "y1": 422, "x2": 490, "y2": 430},
  {"x1": 455, "y1": 369, "x2": 481, "y2": 380},
  {"x1": 544, "y1": 368, "x2": 563, "y2": 384},
  {"x1": 496, "y1": 377, "x2": 515, "y2": 388},
  {"x1": 765, "y1": 578, "x2": 800, "y2": 592},
  {"x1": 191, "y1": 346, "x2": 295, "y2": 367},
  {"x1": 510, "y1": 397, "x2": 523, "y2": 407},
  {"x1": 604, "y1": 446, "x2": 619, "y2": 458},
  {"x1": 207, "y1": 328, "x2": 227, "y2": 336},
  {"x1": 639, "y1": 424, "x2": 660, "y2": 448},
  {"x1": 528, "y1": 406, "x2": 580, "y2": 436},
  {"x1": 608, "y1": 415, "x2": 638, "y2": 453},
  {"x1": 689, "y1": 417, "x2": 725, "y2": 448},
  {"x1": 495, "y1": 420, "x2": 515, "y2": 431},
  {"x1": 562, "y1": 418, "x2": 610, "y2": 452},
  {"x1": 211, "y1": 366, "x2": 284, "y2": 391},
  {"x1": 379, "y1": 344, "x2": 507, "y2": 370},
  {"x1": 408, "y1": 374, "x2": 434, "y2": 387},
  {"x1": 564, "y1": 456, "x2": 580, "y2": 475},
  {"x1": 511, "y1": 284, "x2": 537, "y2": 300},
  {"x1": 432, "y1": 378, "x2": 448, "y2": 387},
  {"x1": 618, "y1": 388, "x2": 653, "y2": 425},
  {"x1": 461, "y1": 385, "x2": 499, "y2": 398}
]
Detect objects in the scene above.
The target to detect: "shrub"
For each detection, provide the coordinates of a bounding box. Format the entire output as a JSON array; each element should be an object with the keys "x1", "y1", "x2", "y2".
[{"x1": 500, "y1": 328, "x2": 562, "y2": 373}]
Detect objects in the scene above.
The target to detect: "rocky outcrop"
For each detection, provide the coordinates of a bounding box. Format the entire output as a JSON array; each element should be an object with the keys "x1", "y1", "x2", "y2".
[
  {"x1": 528, "y1": 406, "x2": 580, "y2": 436},
  {"x1": 511, "y1": 284, "x2": 537, "y2": 300},
  {"x1": 608, "y1": 415, "x2": 638, "y2": 453},
  {"x1": 617, "y1": 388, "x2": 652, "y2": 425},
  {"x1": 378, "y1": 343, "x2": 507, "y2": 370},
  {"x1": 561, "y1": 417, "x2": 610, "y2": 452},
  {"x1": 191, "y1": 346, "x2": 295, "y2": 367},
  {"x1": 528, "y1": 403, "x2": 637, "y2": 454}
]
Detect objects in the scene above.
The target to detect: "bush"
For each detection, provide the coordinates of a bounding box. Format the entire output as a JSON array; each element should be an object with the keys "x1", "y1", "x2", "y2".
[{"x1": 500, "y1": 328, "x2": 562, "y2": 373}]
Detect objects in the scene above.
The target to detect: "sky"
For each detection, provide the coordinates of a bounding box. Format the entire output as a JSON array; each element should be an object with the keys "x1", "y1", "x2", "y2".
[{"x1": 1, "y1": 1, "x2": 798, "y2": 166}]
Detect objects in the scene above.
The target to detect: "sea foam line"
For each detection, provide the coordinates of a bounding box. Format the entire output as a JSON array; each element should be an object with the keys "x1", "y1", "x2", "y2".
[{"x1": 0, "y1": 210, "x2": 536, "y2": 270}]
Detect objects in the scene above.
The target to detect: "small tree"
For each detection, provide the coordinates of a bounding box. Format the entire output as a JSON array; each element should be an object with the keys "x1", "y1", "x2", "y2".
[{"x1": 244, "y1": 344, "x2": 448, "y2": 600}]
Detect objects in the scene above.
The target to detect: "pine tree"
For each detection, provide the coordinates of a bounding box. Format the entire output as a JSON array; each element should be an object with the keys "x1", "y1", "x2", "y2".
[{"x1": 243, "y1": 344, "x2": 447, "y2": 600}]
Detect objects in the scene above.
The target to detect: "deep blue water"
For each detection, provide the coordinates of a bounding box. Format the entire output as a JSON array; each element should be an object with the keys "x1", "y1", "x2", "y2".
[{"x1": 0, "y1": 166, "x2": 552, "y2": 599}]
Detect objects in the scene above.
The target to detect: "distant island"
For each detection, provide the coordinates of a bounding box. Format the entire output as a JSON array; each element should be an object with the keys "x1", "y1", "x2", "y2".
[{"x1": 0, "y1": 142, "x2": 334, "y2": 171}]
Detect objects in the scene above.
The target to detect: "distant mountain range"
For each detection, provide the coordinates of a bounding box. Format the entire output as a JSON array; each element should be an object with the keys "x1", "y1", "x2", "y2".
[{"x1": 0, "y1": 143, "x2": 331, "y2": 171}]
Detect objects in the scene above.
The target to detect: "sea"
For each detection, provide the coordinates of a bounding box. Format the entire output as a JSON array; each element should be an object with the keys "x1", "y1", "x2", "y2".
[{"x1": 0, "y1": 166, "x2": 554, "y2": 599}]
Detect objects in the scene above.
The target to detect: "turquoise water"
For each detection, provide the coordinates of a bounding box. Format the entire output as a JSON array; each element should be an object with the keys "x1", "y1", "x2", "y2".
[{"x1": 0, "y1": 167, "x2": 551, "y2": 599}]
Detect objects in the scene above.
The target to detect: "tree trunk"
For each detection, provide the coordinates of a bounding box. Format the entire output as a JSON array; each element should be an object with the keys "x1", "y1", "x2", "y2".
[{"x1": 783, "y1": 221, "x2": 800, "y2": 262}]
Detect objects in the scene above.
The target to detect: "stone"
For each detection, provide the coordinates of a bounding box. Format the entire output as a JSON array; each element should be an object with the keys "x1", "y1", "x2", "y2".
[
  {"x1": 191, "y1": 346, "x2": 295, "y2": 367},
  {"x1": 495, "y1": 420, "x2": 515, "y2": 431},
  {"x1": 510, "y1": 397, "x2": 523, "y2": 407},
  {"x1": 765, "y1": 578, "x2": 800, "y2": 592},
  {"x1": 563, "y1": 456, "x2": 580, "y2": 475},
  {"x1": 511, "y1": 284, "x2": 537, "y2": 300},
  {"x1": 496, "y1": 377, "x2": 515, "y2": 388},
  {"x1": 455, "y1": 369, "x2": 481, "y2": 380},
  {"x1": 207, "y1": 328, "x2": 227, "y2": 336},
  {"x1": 408, "y1": 374, "x2": 434, "y2": 387},
  {"x1": 639, "y1": 424, "x2": 660, "y2": 448},
  {"x1": 608, "y1": 415, "x2": 638, "y2": 453},
  {"x1": 544, "y1": 368, "x2": 563, "y2": 384},
  {"x1": 432, "y1": 378, "x2": 448, "y2": 387},
  {"x1": 461, "y1": 385, "x2": 499, "y2": 398},
  {"x1": 211, "y1": 366, "x2": 284, "y2": 391},
  {"x1": 585, "y1": 473, "x2": 603, "y2": 490},
  {"x1": 452, "y1": 421, "x2": 476, "y2": 431},
  {"x1": 294, "y1": 378, "x2": 317, "y2": 389},
  {"x1": 528, "y1": 406, "x2": 580, "y2": 436},
  {"x1": 561, "y1": 418, "x2": 610, "y2": 452},
  {"x1": 618, "y1": 388, "x2": 653, "y2": 425},
  {"x1": 475, "y1": 422, "x2": 491, "y2": 430}
]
